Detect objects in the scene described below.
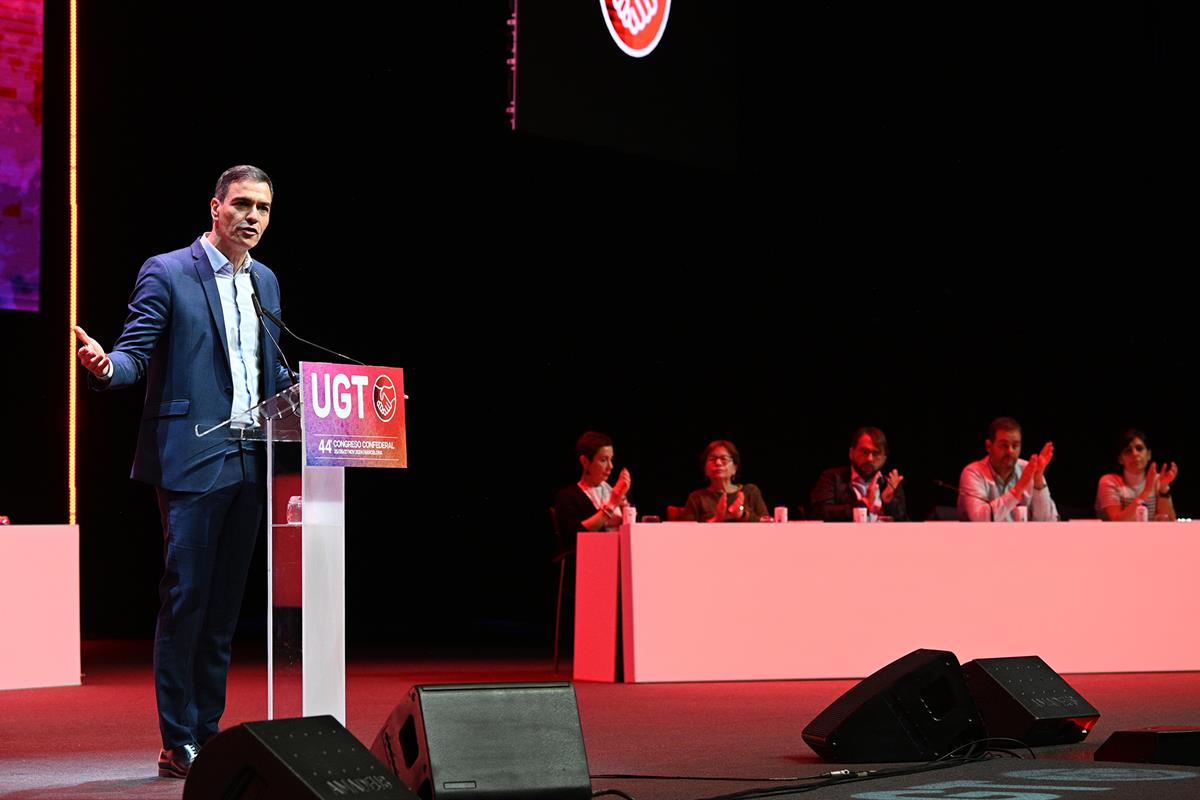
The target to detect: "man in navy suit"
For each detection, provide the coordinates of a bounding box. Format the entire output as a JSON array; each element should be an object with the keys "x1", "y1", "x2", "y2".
[
  {"x1": 75, "y1": 165, "x2": 291, "y2": 778},
  {"x1": 810, "y1": 427, "x2": 908, "y2": 522}
]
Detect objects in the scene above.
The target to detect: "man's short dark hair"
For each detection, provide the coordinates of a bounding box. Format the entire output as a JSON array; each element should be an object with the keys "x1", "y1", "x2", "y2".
[
  {"x1": 850, "y1": 426, "x2": 888, "y2": 455},
  {"x1": 215, "y1": 165, "x2": 273, "y2": 202},
  {"x1": 987, "y1": 416, "x2": 1022, "y2": 441}
]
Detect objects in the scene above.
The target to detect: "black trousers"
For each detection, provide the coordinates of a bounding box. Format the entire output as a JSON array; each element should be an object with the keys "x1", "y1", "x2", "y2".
[{"x1": 153, "y1": 447, "x2": 262, "y2": 749}]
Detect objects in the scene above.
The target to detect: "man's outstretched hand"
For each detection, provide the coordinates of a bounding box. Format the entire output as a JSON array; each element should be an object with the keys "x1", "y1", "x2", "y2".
[{"x1": 74, "y1": 325, "x2": 111, "y2": 378}]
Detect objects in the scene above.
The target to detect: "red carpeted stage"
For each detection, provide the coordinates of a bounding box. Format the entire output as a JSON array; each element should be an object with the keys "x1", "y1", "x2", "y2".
[{"x1": 2, "y1": 642, "x2": 1200, "y2": 799}]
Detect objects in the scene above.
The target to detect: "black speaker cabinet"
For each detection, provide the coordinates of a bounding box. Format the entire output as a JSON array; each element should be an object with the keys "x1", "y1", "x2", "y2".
[
  {"x1": 1095, "y1": 727, "x2": 1200, "y2": 766},
  {"x1": 962, "y1": 656, "x2": 1099, "y2": 745},
  {"x1": 802, "y1": 649, "x2": 985, "y2": 762},
  {"x1": 370, "y1": 682, "x2": 591, "y2": 800},
  {"x1": 183, "y1": 715, "x2": 415, "y2": 800}
]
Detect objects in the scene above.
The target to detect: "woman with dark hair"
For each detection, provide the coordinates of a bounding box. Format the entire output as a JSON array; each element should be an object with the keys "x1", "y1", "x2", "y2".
[
  {"x1": 553, "y1": 431, "x2": 632, "y2": 539},
  {"x1": 681, "y1": 440, "x2": 768, "y2": 523},
  {"x1": 1095, "y1": 429, "x2": 1178, "y2": 521}
]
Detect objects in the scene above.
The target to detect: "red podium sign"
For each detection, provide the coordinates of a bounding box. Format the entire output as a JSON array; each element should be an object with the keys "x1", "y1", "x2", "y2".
[{"x1": 300, "y1": 361, "x2": 407, "y2": 468}]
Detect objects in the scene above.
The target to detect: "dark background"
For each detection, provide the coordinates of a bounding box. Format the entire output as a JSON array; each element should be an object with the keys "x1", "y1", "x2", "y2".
[
  {"x1": 2, "y1": 2, "x2": 1194, "y2": 647},
  {"x1": 517, "y1": 0, "x2": 737, "y2": 168}
]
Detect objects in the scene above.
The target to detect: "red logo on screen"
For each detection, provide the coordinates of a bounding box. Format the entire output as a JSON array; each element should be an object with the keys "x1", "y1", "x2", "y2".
[
  {"x1": 601, "y1": 0, "x2": 671, "y2": 58},
  {"x1": 373, "y1": 375, "x2": 397, "y2": 423}
]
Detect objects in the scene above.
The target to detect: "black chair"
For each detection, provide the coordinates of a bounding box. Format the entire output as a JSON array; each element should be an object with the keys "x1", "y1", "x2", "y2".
[
  {"x1": 548, "y1": 507, "x2": 575, "y2": 673},
  {"x1": 926, "y1": 505, "x2": 960, "y2": 521}
]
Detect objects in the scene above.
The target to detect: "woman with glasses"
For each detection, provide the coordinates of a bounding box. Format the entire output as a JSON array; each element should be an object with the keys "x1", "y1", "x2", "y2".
[
  {"x1": 681, "y1": 440, "x2": 768, "y2": 522},
  {"x1": 1095, "y1": 429, "x2": 1178, "y2": 521}
]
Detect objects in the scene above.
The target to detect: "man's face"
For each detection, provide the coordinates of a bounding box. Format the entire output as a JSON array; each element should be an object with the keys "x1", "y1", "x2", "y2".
[
  {"x1": 849, "y1": 434, "x2": 886, "y2": 479},
  {"x1": 210, "y1": 180, "x2": 272, "y2": 255},
  {"x1": 986, "y1": 428, "x2": 1022, "y2": 473}
]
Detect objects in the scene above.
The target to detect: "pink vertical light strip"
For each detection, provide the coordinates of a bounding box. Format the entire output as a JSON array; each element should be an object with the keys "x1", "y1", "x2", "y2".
[
  {"x1": 507, "y1": 0, "x2": 517, "y2": 130},
  {"x1": 68, "y1": 0, "x2": 78, "y2": 524}
]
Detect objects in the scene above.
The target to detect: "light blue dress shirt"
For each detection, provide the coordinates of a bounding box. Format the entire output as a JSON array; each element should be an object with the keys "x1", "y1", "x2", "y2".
[{"x1": 199, "y1": 235, "x2": 261, "y2": 427}]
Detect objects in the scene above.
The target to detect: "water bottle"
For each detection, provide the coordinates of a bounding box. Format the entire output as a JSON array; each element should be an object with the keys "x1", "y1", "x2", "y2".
[{"x1": 286, "y1": 495, "x2": 303, "y2": 524}]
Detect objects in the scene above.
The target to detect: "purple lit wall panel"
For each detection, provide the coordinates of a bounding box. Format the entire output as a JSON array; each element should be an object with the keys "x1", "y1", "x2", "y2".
[{"x1": 0, "y1": 0, "x2": 43, "y2": 312}]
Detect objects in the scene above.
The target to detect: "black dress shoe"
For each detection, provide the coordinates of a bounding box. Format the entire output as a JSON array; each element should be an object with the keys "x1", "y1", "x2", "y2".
[{"x1": 158, "y1": 742, "x2": 200, "y2": 779}]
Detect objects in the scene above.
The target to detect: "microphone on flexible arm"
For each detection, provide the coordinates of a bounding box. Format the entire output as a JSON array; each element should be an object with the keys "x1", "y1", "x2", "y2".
[
  {"x1": 247, "y1": 267, "x2": 366, "y2": 369},
  {"x1": 248, "y1": 282, "x2": 297, "y2": 384},
  {"x1": 932, "y1": 479, "x2": 994, "y2": 521},
  {"x1": 248, "y1": 268, "x2": 409, "y2": 403}
]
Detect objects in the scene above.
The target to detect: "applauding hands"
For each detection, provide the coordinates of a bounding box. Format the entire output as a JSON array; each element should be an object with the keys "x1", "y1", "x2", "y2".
[{"x1": 710, "y1": 490, "x2": 748, "y2": 522}]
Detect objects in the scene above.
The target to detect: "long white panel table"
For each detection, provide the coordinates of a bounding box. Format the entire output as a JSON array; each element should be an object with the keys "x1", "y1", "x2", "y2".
[{"x1": 575, "y1": 521, "x2": 1199, "y2": 682}]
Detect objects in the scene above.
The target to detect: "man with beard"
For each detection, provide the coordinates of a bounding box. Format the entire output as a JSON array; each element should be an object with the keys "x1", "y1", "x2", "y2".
[
  {"x1": 958, "y1": 416, "x2": 1058, "y2": 522},
  {"x1": 810, "y1": 427, "x2": 908, "y2": 521}
]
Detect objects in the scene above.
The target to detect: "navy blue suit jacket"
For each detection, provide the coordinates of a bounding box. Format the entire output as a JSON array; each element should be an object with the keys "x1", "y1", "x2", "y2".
[
  {"x1": 95, "y1": 239, "x2": 291, "y2": 492},
  {"x1": 809, "y1": 465, "x2": 909, "y2": 522}
]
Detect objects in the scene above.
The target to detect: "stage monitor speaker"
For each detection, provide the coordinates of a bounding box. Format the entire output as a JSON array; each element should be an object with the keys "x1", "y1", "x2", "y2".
[
  {"x1": 182, "y1": 715, "x2": 415, "y2": 800},
  {"x1": 962, "y1": 656, "x2": 1099, "y2": 746},
  {"x1": 370, "y1": 681, "x2": 591, "y2": 800},
  {"x1": 1095, "y1": 727, "x2": 1200, "y2": 766},
  {"x1": 801, "y1": 649, "x2": 985, "y2": 762}
]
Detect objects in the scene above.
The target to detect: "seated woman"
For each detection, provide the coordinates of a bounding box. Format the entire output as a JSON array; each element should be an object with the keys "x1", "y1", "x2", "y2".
[
  {"x1": 1095, "y1": 428, "x2": 1178, "y2": 521},
  {"x1": 554, "y1": 431, "x2": 632, "y2": 539},
  {"x1": 681, "y1": 440, "x2": 768, "y2": 522}
]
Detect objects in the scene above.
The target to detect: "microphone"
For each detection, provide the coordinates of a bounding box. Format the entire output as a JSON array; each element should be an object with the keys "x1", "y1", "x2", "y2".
[
  {"x1": 933, "y1": 479, "x2": 994, "y2": 521},
  {"x1": 249, "y1": 285, "x2": 297, "y2": 383},
  {"x1": 249, "y1": 268, "x2": 366, "y2": 367},
  {"x1": 251, "y1": 289, "x2": 283, "y2": 329}
]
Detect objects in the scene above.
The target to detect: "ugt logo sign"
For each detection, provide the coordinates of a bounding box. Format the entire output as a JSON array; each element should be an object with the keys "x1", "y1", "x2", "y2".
[
  {"x1": 373, "y1": 375, "x2": 397, "y2": 423},
  {"x1": 600, "y1": 0, "x2": 671, "y2": 57},
  {"x1": 310, "y1": 371, "x2": 396, "y2": 423}
]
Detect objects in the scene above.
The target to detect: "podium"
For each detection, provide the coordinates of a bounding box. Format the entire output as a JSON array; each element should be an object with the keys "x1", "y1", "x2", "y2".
[{"x1": 198, "y1": 361, "x2": 406, "y2": 724}]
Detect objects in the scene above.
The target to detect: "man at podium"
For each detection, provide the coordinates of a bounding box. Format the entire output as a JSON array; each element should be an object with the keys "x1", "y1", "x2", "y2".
[{"x1": 73, "y1": 165, "x2": 292, "y2": 778}]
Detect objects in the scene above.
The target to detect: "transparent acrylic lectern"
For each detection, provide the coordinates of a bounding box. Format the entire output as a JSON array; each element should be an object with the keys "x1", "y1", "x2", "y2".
[{"x1": 196, "y1": 382, "x2": 347, "y2": 724}]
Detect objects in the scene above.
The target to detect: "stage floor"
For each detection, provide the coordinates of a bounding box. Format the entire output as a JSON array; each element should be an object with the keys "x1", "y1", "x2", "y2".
[{"x1": 2, "y1": 642, "x2": 1199, "y2": 799}]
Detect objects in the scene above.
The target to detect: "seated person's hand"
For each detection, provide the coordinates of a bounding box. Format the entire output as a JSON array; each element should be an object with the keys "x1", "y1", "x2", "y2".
[
  {"x1": 728, "y1": 490, "x2": 746, "y2": 520},
  {"x1": 709, "y1": 492, "x2": 728, "y2": 523},
  {"x1": 611, "y1": 468, "x2": 632, "y2": 504},
  {"x1": 1158, "y1": 462, "x2": 1179, "y2": 494},
  {"x1": 882, "y1": 469, "x2": 904, "y2": 503}
]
